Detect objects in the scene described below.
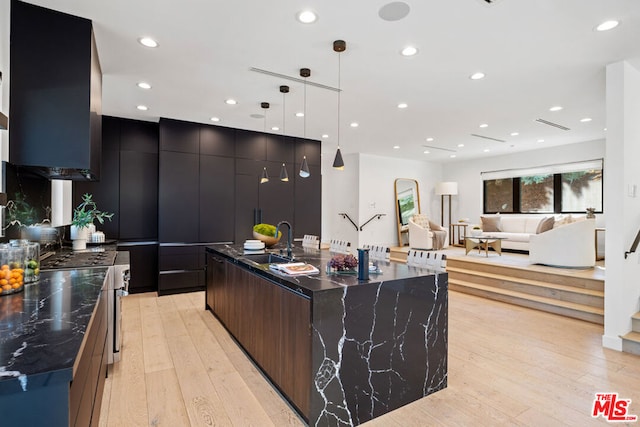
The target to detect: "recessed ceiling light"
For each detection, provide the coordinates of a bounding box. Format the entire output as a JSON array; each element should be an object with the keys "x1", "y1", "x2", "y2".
[
  {"x1": 393, "y1": 145, "x2": 400, "y2": 149},
  {"x1": 596, "y1": 20, "x2": 619, "y2": 32},
  {"x1": 470, "y1": 72, "x2": 485, "y2": 80},
  {"x1": 449, "y1": 154, "x2": 456, "y2": 158},
  {"x1": 137, "y1": 82, "x2": 152, "y2": 90},
  {"x1": 479, "y1": 123, "x2": 488, "y2": 128},
  {"x1": 426, "y1": 137, "x2": 434, "y2": 142},
  {"x1": 397, "y1": 103, "x2": 408, "y2": 109},
  {"x1": 271, "y1": 126, "x2": 279, "y2": 131},
  {"x1": 457, "y1": 144, "x2": 464, "y2": 148},
  {"x1": 295, "y1": 112, "x2": 304, "y2": 117},
  {"x1": 225, "y1": 99, "x2": 237, "y2": 105},
  {"x1": 138, "y1": 37, "x2": 158, "y2": 48},
  {"x1": 210, "y1": 117, "x2": 220, "y2": 122},
  {"x1": 580, "y1": 117, "x2": 592, "y2": 122},
  {"x1": 350, "y1": 122, "x2": 359, "y2": 128},
  {"x1": 297, "y1": 10, "x2": 317, "y2": 24},
  {"x1": 483, "y1": 149, "x2": 490, "y2": 153},
  {"x1": 537, "y1": 139, "x2": 545, "y2": 143},
  {"x1": 423, "y1": 150, "x2": 430, "y2": 154},
  {"x1": 549, "y1": 105, "x2": 563, "y2": 112},
  {"x1": 401, "y1": 46, "x2": 418, "y2": 57},
  {"x1": 510, "y1": 132, "x2": 519, "y2": 136},
  {"x1": 604, "y1": 128, "x2": 607, "y2": 131},
  {"x1": 322, "y1": 134, "x2": 329, "y2": 138},
  {"x1": 136, "y1": 105, "x2": 148, "y2": 111}
]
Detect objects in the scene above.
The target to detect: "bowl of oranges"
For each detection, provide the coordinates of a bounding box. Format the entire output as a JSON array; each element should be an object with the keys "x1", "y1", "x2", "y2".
[{"x1": 0, "y1": 244, "x2": 27, "y2": 296}]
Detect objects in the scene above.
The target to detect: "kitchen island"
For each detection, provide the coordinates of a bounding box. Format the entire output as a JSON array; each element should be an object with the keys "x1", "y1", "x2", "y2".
[
  {"x1": 0, "y1": 268, "x2": 108, "y2": 426},
  {"x1": 205, "y1": 245, "x2": 448, "y2": 426}
]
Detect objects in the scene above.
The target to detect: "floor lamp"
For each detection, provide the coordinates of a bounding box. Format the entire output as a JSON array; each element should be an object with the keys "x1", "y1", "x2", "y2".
[{"x1": 436, "y1": 182, "x2": 458, "y2": 243}]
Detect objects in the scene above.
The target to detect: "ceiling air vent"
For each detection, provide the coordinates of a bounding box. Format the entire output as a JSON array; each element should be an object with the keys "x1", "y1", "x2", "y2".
[
  {"x1": 535, "y1": 118, "x2": 570, "y2": 131},
  {"x1": 478, "y1": 0, "x2": 503, "y2": 4},
  {"x1": 470, "y1": 134, "x2": 506, "y2": 143}
]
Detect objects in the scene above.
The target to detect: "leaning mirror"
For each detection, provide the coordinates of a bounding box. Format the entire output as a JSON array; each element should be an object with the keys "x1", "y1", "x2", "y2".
[{"x1": 394, "y1": 178, "x2": 420, "y2": 246}]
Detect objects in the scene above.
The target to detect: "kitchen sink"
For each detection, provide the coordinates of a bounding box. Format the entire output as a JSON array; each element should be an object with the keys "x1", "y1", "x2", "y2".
[{"x1": 243, "y1": 253, "x2": 294, "y2": 265}]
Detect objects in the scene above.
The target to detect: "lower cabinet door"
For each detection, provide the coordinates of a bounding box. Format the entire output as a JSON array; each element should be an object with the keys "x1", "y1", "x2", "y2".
[{"x1": 158, "y1": 270, "x2": 205, "y2": 295}]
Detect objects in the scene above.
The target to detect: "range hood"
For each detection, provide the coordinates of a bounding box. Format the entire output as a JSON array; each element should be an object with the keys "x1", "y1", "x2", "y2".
[{"x1": 9, "y1": 0, "x2": 102, "y2": 181}]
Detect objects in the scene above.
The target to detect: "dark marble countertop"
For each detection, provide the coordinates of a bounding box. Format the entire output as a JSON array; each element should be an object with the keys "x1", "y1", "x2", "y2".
[
  {"x1": 206, "y1": 244, "x2": 442, "y2": 298},
  {"x1": 0, "y1": 268, "x2": 108, "y2": 393}
]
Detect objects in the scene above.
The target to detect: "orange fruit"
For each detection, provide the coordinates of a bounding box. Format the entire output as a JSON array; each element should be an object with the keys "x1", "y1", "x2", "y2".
[
  {"x1": 1, "y1": 264, "x2": 8, "y2": 270},
  {"x1": 0, "y1": 279, "x2": 7, "y2": 286},
  {"x1": 2, "y1": 284, "x2": 11, "y2": 291},
  {"x1": 12, "y1": 283, "x2": 21, "y2": 289}
]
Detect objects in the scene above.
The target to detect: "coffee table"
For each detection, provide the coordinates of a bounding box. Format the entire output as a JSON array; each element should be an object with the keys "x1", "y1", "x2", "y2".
[{"x1": 464, "y1": 236, "x2": 505, "y2": 257}]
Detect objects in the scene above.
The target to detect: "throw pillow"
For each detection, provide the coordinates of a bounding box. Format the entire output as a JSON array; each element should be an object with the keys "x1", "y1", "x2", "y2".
[
  {"x1": 536, "y1": 216, "x2": 555, "y2": 233},
  {"x1": 553, "y1": 215, "x2": 570, "y2": 228},
  {"x1": 411, "y1": 214, "x2": 430, "y2": 230},
  {"x1": 480, "y1": 216, "x2": 502, "y2": 232}
]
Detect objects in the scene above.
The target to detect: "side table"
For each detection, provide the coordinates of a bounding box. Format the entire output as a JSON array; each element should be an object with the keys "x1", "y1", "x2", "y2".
[{"x1": 450, "y1": 223, "x2": 468, "y2": 247}]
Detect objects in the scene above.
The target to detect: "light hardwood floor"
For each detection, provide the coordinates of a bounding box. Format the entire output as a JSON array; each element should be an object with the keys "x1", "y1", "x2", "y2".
[{"x1": 99, "y1": 290, "x2": 639, "y2": 426}]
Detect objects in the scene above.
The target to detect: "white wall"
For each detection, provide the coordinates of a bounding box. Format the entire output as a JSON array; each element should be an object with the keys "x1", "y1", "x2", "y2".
[
  {"x1": 442, "y1": 140, "x2": 606, "y2": 227},
  {"x1": 321, "y1": 153, "x2": 443, "y2": 249},
  {"x1": 603, "y1": 61, "x2": 640, "y2": 350}
]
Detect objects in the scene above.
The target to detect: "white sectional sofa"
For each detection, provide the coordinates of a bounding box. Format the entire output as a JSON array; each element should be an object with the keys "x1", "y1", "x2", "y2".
[
  {"x1": 479, "y1": 215, "x2": 550, "y2": 251},
  {"x1": 529, "y1": 218, "x2": 596, "y2": 268}
]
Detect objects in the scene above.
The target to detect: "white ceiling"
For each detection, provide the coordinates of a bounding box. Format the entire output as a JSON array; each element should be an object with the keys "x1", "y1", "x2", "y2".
[{"x1": 21, "y1": 0, "x2": 640, "y2": 162}]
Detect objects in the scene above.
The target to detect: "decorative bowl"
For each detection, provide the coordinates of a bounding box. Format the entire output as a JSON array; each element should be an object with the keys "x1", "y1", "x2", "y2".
[{"x1": 252, "y1": 231, "x2": 282, "y2": 248}]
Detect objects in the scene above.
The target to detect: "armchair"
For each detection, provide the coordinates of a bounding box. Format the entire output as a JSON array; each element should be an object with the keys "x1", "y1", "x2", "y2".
[
  {"x1": 529, "y1": 218, "x2": 596, "y2": 268},
  {"x1": 408, "y1": 214, "x2": 449, "y2": 250}
]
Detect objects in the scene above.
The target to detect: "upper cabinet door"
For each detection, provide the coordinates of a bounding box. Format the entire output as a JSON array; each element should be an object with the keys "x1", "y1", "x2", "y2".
[
  {"x1": 200, "y1": 155, "x2": 235, "y2": 242},
  {"x1": 235, "y1": 129, "x2": 266, "y2": 160},
  {"x1": 158, "y1": 151, "x2": 199, "y2": 243},
  {"x1": 159, "y1": 118, "x2": 199, "y2": 153},
  {"x1": 266, "y1": 134, "x2": 295, "y2": 165},
  {"x1": 200, "y1": 125, "x2": 235, "y2": 157}
]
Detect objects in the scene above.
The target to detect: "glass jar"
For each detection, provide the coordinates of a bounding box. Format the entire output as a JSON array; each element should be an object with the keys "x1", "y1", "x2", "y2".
[
  {"x1": 0, "y1": 244, "x2": 26, "y2": 295},
  {"x1": 9, "y1": 240, "x2": 40, "y2": 283}
]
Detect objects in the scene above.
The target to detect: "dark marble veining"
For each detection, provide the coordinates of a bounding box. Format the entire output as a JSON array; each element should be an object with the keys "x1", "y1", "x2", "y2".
[
  {"x1": 207, "y1": 244, "x2": 448, "y2": 426},
  {"x1": 0, "y1": 268, "x2": 107, "y2": 394}
]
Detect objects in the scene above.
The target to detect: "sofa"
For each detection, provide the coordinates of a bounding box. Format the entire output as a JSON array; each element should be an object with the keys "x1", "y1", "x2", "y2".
[
  {"x1": 529, "y1": 218, "x2": 596, "y2": 267},
  {"x1": 479, "y1": 215, "x2": 552, "y2": 251}
]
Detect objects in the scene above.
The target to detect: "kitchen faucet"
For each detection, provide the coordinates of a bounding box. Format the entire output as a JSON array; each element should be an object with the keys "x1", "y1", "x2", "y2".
[{"x1": 275, "y1": 221, "x2": 293, "y2": 259}]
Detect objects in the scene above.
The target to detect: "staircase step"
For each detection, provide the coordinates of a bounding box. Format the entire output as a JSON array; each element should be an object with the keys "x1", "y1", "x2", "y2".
[
  {"x1": 447, "y1": 266, "x2": 604, "y2": 308},
  {"x1": 446, "y1": 257, "x2": 603, "y2": 291},
  {"x1": 632, "y1": 312, "x2": 640, "y2": 333},
  {"x1": 621, "y1": 331, "x2": 640, "y2": 356},
  {"x1": 449, "y1": 278, "x2": 604, "y2": 325}
]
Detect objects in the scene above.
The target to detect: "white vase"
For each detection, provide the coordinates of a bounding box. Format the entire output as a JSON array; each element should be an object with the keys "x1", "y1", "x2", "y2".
[
  {"x1": 70, "y1": 225, "x2": 89, "y2": 250},
  {"x1": 471, "y1": 229, "x2": 483, "y2": 237}
]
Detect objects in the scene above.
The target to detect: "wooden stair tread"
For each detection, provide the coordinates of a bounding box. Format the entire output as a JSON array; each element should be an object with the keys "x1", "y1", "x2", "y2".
[
  {"x1": 621, "y1": 331, "x2": 640, "y2": 343},
  {"x1": 449, "y1": 278, "x2": 604, "y2": 316},
  {"x1": 446, "y1": 266, "x2": 604, "y2": 297},
  {"x1": 446, "y1": 257, "x2": 603, "y2": 285},
  {"x1": 632, "y1": 312, "x2": 640, "y2": 321}
]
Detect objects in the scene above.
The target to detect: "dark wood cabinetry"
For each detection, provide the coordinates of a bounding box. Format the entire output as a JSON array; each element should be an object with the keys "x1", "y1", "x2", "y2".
[
  {"x1": 69, "y1": 284, "x2": 108, "y2": 426},
  {"x1": 205, "y1": 255, "x2": 311, "y2": 416},
  {"x1": 9, "y1": 0, "x2": 102, "y2": 179},
  {"x1": 199, "y1": 155, "x2": 235, "y2": 242},
  {"x1": 118, "y1": 243, "x2": 158, "y2": 294}
]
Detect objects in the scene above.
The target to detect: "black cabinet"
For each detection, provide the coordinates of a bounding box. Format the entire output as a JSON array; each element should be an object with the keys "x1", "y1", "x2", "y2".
[
  {"x1": 158, "y1": 245, "x2": 206, "y2": 295},
  {"x1": 75, "y1": 116, "x2": 159, "y2": 242},
  {"x1": 10, "y1": 0, "x2": 102, "y2": 179},
  {"x1": 118, "y1": 243, "x2": 158, "y2": 294},
  {"x1": 294, "y1": 163, "x2": 322, "y2": 238},
  {"x1": 200, "y1": 155, "x2": 235, "y2": 242},
  {"x1": 159, "y1": 118, "x2": 199, "y2": 153},
  {"x1": 158, "y1": 151, "x2": 199, "y2": 243}
]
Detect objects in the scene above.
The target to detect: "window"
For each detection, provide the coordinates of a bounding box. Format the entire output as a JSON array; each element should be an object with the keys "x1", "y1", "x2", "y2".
[
  {"x1": 561, "y1": 170, "x2": 602, "y2": 212},
  {"x1": 520, "y1": 174, "x2": 554, "y2": 213},
  {"x1": 483, "y1": 178, "x2": 513, "y2": 213},
  {"x1": 482, "y1": 160, "x2": 603, "y2": 214}
]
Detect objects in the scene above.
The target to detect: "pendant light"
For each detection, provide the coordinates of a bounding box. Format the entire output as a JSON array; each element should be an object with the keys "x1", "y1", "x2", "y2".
[
  {"x1": 299, "y1": 68, "x2": 311, "y2": 178},
  {"x1": 279, "y1": 85, "x2": 290, "y2": 182},
  {"x1": 333, "y1": 40, "x2": 346, "y2": 170},
  {"x1": 260, "y1": 102, "x2": 270, "y2": 184}
]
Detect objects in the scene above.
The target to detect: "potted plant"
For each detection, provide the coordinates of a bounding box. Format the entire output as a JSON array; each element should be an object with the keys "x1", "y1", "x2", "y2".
[
  {"x1": 470, "y1": 225, "x2": 483, "y2": 237},
  {"x1": 71, "y1": 193, "x2": 113, "y2": 250},
  {"x1": 252, "y1": 223, "x2": 282, "y2": 248}
]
